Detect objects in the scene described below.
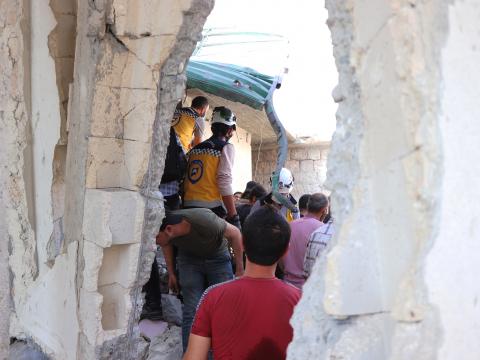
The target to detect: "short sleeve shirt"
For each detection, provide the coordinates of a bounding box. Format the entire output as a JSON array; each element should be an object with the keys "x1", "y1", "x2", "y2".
[
  {"x1": 191, "y1": 277, "x2": 301, "y2": 359},
  {"x1": 170, "y1": 208, "x2": 227, "y2": 257}
]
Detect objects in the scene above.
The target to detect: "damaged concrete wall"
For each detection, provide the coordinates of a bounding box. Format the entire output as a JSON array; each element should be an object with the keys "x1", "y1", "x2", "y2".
[
  {"x1": 0, "y1": 0, "x2": 37, "y2": 348},
  {"x1": 289, "y1": 0, "x2": 480, "y2": 359},
  {"x1": 70, "y1": 0, "x2": 213, "y2": 358},
  {"x1": 252, "y1": 143, "x2": 329, "y2": 198},
  {"x1": 30, "y1": 0, "x2": 66, "y2": 275},
  {"x1": 425, "y1": 1, "x2": 480, "y2": 358},
  {"x1": 3, "y1": 0, "x2": 213, "y2": 358}
]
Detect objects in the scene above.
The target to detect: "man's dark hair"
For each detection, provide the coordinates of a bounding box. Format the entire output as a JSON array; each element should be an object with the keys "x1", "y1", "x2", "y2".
[
  {"x1": 307, "y1": 193, "x2": 329, "y2": 213},
  {"x1": 191, "y1": 96, "x2": 209, "y2": 109},
  {"x1": 211, "y1": 122, "x2": 233, "y2": 137},
  {"x1": 242, "y1": 207, "x2": 291, "y2": 266},
  {"x1": 159, "y1": 213, "x2": 183, "y2": 231},
  {"x1": 248, "y1": 184, "x2": 267, "y2": 201},
  {"x1": 241, "y1": 181, "x2": 258, "y2": 199},
  {"x1": 298, "y1": 194, "x2": 311, "y2": 211}
]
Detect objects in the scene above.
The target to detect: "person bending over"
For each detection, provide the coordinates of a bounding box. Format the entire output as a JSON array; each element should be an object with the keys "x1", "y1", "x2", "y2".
[{"x1": 156, "y1": 208, "x2": 244, "y2": 352}]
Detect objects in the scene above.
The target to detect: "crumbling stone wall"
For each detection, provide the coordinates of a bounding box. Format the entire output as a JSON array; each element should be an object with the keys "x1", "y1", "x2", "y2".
[
  {"x1": 0, "y1": 0, "x2": 37, "y2": 350},
  {"x1": 252, "y1": 143, "x2": 329, "y2": 198},
  {"x1": 71, "y1": 1, "x2": 214, "y2": 358},
  {"x1": 2, "y1": 0, "x2": 213, "y2": 358},
  {"x1": 288, "y1": 1, "x2": 480, "y2": 359}
]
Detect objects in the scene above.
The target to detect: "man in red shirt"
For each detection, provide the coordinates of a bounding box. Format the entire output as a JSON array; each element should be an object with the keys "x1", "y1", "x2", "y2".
[{"x1": 184, "y1": 207, "x2": 301, "y2": 360}]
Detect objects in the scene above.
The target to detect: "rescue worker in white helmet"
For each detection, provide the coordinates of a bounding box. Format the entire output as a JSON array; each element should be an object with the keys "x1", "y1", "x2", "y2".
[
  {"x1": 248, "y1": 167, "x2": 300, "y2": 222},
  {"x1": 182, "y1": 106, "x2": 241, "y2": 229}
]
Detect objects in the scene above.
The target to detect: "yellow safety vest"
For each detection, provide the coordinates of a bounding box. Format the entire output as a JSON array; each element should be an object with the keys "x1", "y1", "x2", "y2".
[
  {"x1": 183, "y1": 137, "x2": 227, "y2": 209},
  {"x1": 286, "y1": 209, "x2": 295, "y2": 222},
  {"x1": 172, "y1": 108, "x2": 198, "y2": 153}
]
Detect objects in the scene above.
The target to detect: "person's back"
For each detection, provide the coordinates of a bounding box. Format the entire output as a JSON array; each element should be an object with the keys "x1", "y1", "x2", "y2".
[
  {"x1": 282, "y1": 193, "x2": 329, "y2": 288},
  {"x1": 184, "y1": 207, "x2": 301, "y2": 360},
  {"x1": 282, "y1": 215, "x2": 322, "y2": 287},
  {"x1": 192, "y1": 277, "x2": 300, "y2": 359}
]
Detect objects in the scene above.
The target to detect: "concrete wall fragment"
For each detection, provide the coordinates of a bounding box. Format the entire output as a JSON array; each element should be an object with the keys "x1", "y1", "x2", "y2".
[
  {"x1": 289, "y1": 0, "x2": 451, "y2": 359},
  {"x1": 1, "y1": 0, "x2": 213, "y2": 357},
  {"x1": 0, "y1": 0, "x2": 37, "y2": 344},
  {"x1": 66, "y1": 0, "x2": 215, "y2": 358},
  {"x1": 425, "y1": 1, "x2": 480, "y2": 358}
]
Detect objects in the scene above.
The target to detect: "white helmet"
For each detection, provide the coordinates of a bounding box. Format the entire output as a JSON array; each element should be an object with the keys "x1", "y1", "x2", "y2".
[
  {"x1": 211, "y1": 106, "x2": 237, "y2": 127},
  {"x1": 271, "y1": 167, "x2": 294, "y2": 194}
]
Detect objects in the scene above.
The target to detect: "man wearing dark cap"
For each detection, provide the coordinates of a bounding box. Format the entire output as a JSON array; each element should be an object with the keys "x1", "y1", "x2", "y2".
[{"x1": 156, "y1": 208, "x2": 244, "y2": 352}]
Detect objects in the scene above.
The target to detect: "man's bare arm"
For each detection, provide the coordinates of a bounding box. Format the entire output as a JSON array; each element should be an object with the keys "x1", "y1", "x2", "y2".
[
  {"x1": 224, "y1": 223, "x2": 244, "y2": 277},
  {"x1": 183, "y1": 334, "x2": 211, "y2": 360},
  {"x1": 160, "y1": 243, "x2": 179, "y2": 293},
  {"x1": 222, "y1": 194, "x2": 237, "y2": 218}
]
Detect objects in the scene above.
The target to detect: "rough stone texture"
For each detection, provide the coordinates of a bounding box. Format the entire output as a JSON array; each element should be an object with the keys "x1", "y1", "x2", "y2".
[
  {"x1": 9, "y1": 340, "x2": 49, "y2": 360},
  {"x1": 122, "y1": 1, "x2": 215, "y2": 358},
  {"x1": 146, "y1": 326, "x2": 183, "y2": 360},
  {"x1": 0, "y1": 205, "x2": 8, "y2": 358},
  {"x1": 0, "y1": 0, "x2": 37, "y2": 347},
  {"x1": 0, "y1": 0, "x2": 213, "y2": 358},
  {"x1": 424, "y1": 1, "x2": 480, "y2": 358},
  {"x1": 18, "y1": 242, "x2": 79, "y2": 359},
  {"x1": 30, "y1": 0, "x2": 65, "y2": 276},
  {"x1": 252, "y1": 143, "x2": 330, "y2": 198},
  {"x1": 289, "y1": 0, "x2": 448, "y2": 359}
]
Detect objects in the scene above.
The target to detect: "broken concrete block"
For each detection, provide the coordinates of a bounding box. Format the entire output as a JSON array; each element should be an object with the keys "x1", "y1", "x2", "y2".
[
  {"x1": 86, "y1": 137, "x2": 150, "y2": 190},
  {"x1": 83, "y1": 189, "x2": 145, "y2": 248},
  {"x1": 83, "y1": 190, "x2": 112, "y2": 248},
  {"x1": 111, "y1": 0, "x2": 192, "y2": 37},
  {"x1": 86, "y1": 137, "x2": 125, "y2": 189},
  {"x1": 9, "y1": 341, "x2": 48, "y2": 360},
  {"x1": 161, "y1": 294, "x2": 183, "y2": 326},
  {"x1": 90, "y1": 85, "x2": 157, "y2": 142},
  {"x1": 122, "y1": 88, "x2": 158, "y2": 143},
  {"x1": 146, "y1": 325, "x2": 183, "y2": 360},
  {"x1": 82, "y1": 241, "x2": 103, "y2": 292},
  {"x1": 98, "y1": 244, "x2": 141, "y2": 289},
  {"x1": 121, "y1": 35, "x2": 177, "y2": 69},
  {"x1": 79, "y1": 290, "x2": 103, "y2": 347},
  {"x1": 90, "y1": 85, "x2": 124, "y2": 138},
  {"x1": 124, "y1": 140, "x2": 151, "y2": 188},
  {"x1": 18, "y1": 242, "x2": 79, "y2": 360},
  {"x1": 98, "y1": 283, "x2": 130, "y2": 331}
]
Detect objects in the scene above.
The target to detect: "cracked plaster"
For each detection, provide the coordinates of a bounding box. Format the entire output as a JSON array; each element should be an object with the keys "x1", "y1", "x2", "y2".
[{"x1": 289, "y1": 0, "x2": 450, "y2": 359}]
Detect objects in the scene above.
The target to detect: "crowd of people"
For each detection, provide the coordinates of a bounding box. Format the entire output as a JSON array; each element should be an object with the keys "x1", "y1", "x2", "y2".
[{"x1": 142, "y1": 96, "x2": 335, "y2": 359}]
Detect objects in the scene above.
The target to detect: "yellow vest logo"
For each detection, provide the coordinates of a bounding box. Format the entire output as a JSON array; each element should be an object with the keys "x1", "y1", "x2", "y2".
[
  {"x1": 171, "y1": 112, "x2": 181, "y2": 127},
  {"x1": 188, "y1": 159, "x2": 204, "y2": 184}
]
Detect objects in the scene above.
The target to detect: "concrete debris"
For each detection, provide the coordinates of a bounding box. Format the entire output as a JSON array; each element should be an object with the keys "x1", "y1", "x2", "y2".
[
  {"x1": 139, "y1": 319, "x2": 168, "y2": 341},
  {"x1": 9, "y1": 340, "x2": 49, "y2": 360},
  {"x1": 146, "y1": 326, "x2": 183, "y2": 360},
  {"x1": 161, "y1": 295, "x2": 183, "y2": 327}
]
